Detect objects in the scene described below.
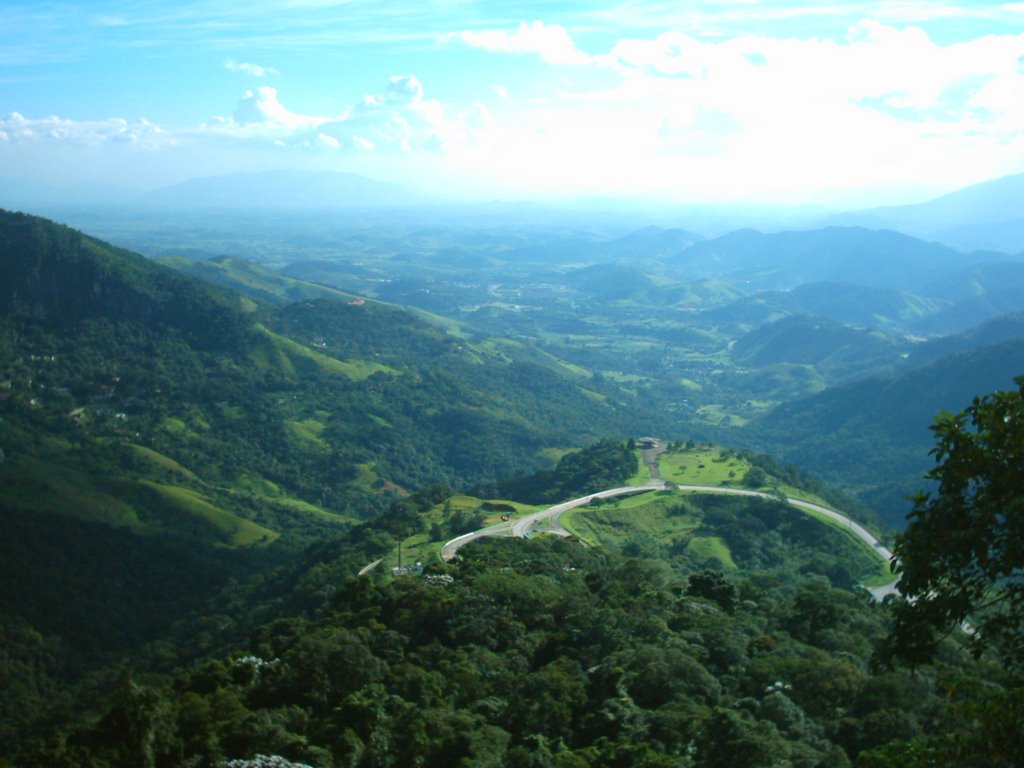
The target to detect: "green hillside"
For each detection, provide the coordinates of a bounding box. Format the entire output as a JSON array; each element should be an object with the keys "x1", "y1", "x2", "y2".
[
  {"x1": 750, "y1": 338, "x2": 1024, "y2": 525},
  {"x1": 731, "y1": 315, "x2": 905, "y2": 382},
  {"x1": 0, "y1": 210, "x2": 656, "y2": 707},
  {"x1": 561, "y1": 491, "x2": 888, "y2": 588}
]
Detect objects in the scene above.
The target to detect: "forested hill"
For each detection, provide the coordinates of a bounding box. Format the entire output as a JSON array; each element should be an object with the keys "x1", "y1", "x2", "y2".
[
  {"x1": 0, "y1": 209, "x2": 250, "y2": 348},
  {"x1": 0, "y1": 210, "x2": 652, "y2": 727},
  {"x1": 0, "y1": 208, "x2": 648, "y2": 517}
]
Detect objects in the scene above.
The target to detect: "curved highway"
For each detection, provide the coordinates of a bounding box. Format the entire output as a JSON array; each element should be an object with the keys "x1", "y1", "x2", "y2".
[
  {"x1": 440, "y1": 477, "x2": 900, "y2": 600},
  {"x1": 440, "y1": 482, "x2": 663, "y2": 561}
]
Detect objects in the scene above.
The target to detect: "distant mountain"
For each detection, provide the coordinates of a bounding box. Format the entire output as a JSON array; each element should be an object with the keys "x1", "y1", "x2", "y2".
[
  {"x1": 922, "y1": 261, "x2": 1024, "y2": 304},
  {"x1": 828, "y1": 173, "x2": 1024, "y2": 253},
  {"x1": 667, "y1": 226, "x2": 999, "y2": 292},
  {"x1": 562, "y1": 262, "x2": 657, "y2": 300},
  {"x1": 144, "y1": 170, "x2": 423, "y2": 210},
  {"x1": 731, "y1": 315, "x2": 905, "y2": 382},
  {"x1": 599, "y1": 225, "x2": 704, "y2": 260},
  {"x1": 696, "y1": 263, "x2": 1024, "y2": 338},
  {"x1": 906, "y1": 262, "x2": 1024, "y2": 335},
  {"x1": 902, "y1": 312, "x2": 1024, "y2": 369},
  {"x1": 784, "y1": 282, "x2": 947, "y2": 332},
  {"x1": 698, "y1": 282, "x2": 948, "y2": 336}
]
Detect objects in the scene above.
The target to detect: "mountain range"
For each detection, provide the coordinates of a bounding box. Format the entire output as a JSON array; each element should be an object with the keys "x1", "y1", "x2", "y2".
[
  {"x1": 827, "y1": 172, "x2": 1024, "y2": 253},
  {"x1": 1, "y1": 202, "x2": 1022, "y2": 765},
  {"x1": 3, "y1": 169, "x2": 1022, "y2": 254}
]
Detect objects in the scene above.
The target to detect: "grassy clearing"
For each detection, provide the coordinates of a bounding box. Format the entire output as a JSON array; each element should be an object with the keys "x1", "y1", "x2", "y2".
[
  {"x1": 862, "y1": 568, "x2": 899, "y2": 587},
  {"x1": 613, "y1": 490, "x2": 668, "y2": 509},
  {"x1": 128, "y1": 444, "x2": 197, "y2": 479},
  {"x1": 270, "y1": 496, "x2": 351, "y2": 524},
  {"x1": 536, "y1": 446, "x2": 571, "y2": 467},
  {"x1": 776, "y1": 484, "x2": 839, "y2": 510},
  {"x1": 285, "y1": 418, "x2": 330, "y2": 453},
  {"x1": 696, "y1": 404, "x2": 749, "y2": 427},
  {"x1": 353, "y1": 462, "x2": 381, "y2": 492},
  {"x1": 390, "y1": 533, "x2": 446, "y2": 567},
  {"x1": 403, "y1": 305, "x2": 469, "y2": 338},
  {"x1": 161, "y1": 417, "x2": 191, "y2": 436},
  {"x1": 137, "y1": 481, "x2": 278, "y2": 546},
  {"x1": 256, "y1": 326, "x2": 397, "y2": 380},
  {"x1": 686, "y1": 536, "x2": 738, "y2": 569},
  {"x1": 562, "y1": 495, "x2": 697, "y2": 536},
  {"x1": 248, "y1": 332, "x2": 297, "y2": 376},
  {"x1": 659, "y1": 449, "x2": 751, "y2": 486},
  {"x1": 627, "y1": 450, "x2": 651, "y2": 485},
  {"x1": 235, "y1": 471, "x2": 282, "y2": 497},
  {"x1": 473, "y1": 337, "x2": 591, "y2": 379},
  {"x1": 1, "y1": 455, "x2": 143, "y2": 529},
  {"x1": 434, "y1": 494, "x2": 539, "y2": 526},
  {"x1": 562, "y1": 495, "x2": 737, "y2": 564},
  {"x1": 231, "y1": 470, "x2": 351, "y2": 524}
]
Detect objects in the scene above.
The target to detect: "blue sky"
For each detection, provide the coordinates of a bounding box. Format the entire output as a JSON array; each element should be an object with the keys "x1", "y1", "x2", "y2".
[{"x1": 2, "y1": 1, "x2": 1023, "y2": 205}]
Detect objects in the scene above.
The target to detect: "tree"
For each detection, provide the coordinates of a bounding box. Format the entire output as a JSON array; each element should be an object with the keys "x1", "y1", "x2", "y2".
[
  {"x1": 888, "y1": 376, "x2": 1024, "y2": 666},
  {"x1": 741, "y1": 466, "x2": 768, "y2": 489},
  {"x1": 686, "y1": 570, "x2": 738, "y2": 614}
]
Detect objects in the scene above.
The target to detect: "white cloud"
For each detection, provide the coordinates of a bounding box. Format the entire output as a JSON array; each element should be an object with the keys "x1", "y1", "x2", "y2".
[
  {"x1": 460, "y1": 21, "x2": 591, "y2": 65},
  {"x1": 226, "y1": 86, "x2": 330, "y2": 131},
  {"x1": 510, "y1": 20, "x2": 1024, "y2": 200},
  {"x1": 317, "y1": 132, "x2": 340, "y2": 149},
  {"x1": 314, "y1": 74, "x2": 487, "y2": 153},
  {"x1": 194, "y1": 76, "x2": 487, "y2": 159},
  {"x1": 3, "y1": 17, "x2": 1022, "y2": 204},
  {"x1": 225, "y1": 60, "x2": 279, "y2": 77},
  {"x1": 0, "y1": 111, "x2": 170, "y2": 147}
]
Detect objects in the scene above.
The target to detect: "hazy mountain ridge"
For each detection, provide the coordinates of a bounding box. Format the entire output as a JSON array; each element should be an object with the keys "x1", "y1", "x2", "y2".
[
  {"x1": 827, "y1": 172, "x2": 1024, "y2": 253},
  {"x1": 144, "y1": 170, "x2": 425, "y2": 210},
  {"x1": 666, "y1": 226, "x2": 1003, "y2": 291},
  {"x1": 730, "y1": 315, "x2": 904, "y2": 382}
]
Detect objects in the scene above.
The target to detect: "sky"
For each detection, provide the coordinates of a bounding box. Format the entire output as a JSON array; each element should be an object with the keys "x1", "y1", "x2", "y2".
[{"x1": 1, "y1": 0, "x2": 1023, "y2": 206}]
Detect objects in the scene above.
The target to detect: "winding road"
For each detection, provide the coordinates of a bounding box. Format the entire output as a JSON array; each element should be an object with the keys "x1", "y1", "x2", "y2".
[
  {"x1": 440, "y1": 482, "x2": 663, "y2": 561},
  {"x1": 440, "y1": 451, "x2": 900, "y2": 600}
]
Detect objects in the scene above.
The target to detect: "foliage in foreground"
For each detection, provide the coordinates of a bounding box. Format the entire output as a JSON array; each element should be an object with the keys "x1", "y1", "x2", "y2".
[
  {"x1": 888, "y1": 376, "x2": 1024, "y2": 667},
  {"x1": 14, "y1": 538, "x2": 1009, "y2": 768}
]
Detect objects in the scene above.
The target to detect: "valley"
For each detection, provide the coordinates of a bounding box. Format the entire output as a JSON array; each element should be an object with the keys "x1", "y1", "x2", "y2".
[
  {"x1": 0, "y1": 189, "x2": 1021, "y2": 766},
  {"x1": 71, "y1": 196, "x2": 1023, "y2": 528}
]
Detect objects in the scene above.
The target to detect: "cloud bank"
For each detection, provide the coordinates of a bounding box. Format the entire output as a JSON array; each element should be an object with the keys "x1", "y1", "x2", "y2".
[{"x1": 2, "y1": 14, "x2": 1022, "y2": 203}]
